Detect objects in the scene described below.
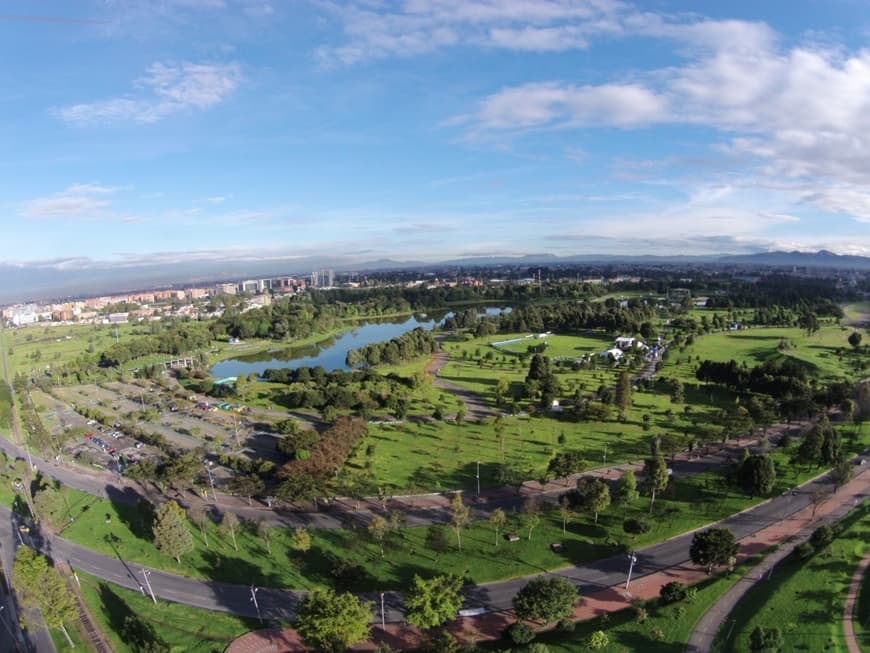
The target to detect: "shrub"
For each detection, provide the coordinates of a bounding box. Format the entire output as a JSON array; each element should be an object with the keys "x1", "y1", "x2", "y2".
[
  {"x1": 659, "y1": 581, "x2": 689, "y2": 604},
  {"x1": 506, "y1": 623, "x2": 536, "y2": 645},
  {"x1": 623, "y1": 518, "x2": 651, "y2": 535},
  {"x1": 794, "y1": 542, "x2": 815, "y2": 560},
  {"x1": 809, "y1": 525, "x2": 835, "y2": 551},
  {"x1": 634, "y1": 606, "x2": 648, "y2": 623},
  {"x1": 588, "y1": 631, "x2": 609, "y2": 650},
  {"x1": 555, "y1": 617, "x2": 575, "y2": 633}
]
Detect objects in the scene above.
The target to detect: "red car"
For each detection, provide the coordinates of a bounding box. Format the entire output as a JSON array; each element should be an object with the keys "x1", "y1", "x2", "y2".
[{"x1": 85, "y1": 433, "x2": 94, "y2": 440}]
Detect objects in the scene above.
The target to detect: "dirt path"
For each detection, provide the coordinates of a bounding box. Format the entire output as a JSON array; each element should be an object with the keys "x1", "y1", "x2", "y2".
[
  {"x1": 844, "y1": 550, "x2": 870, "y2": 653},
  {"x1": 424, "y1": 347, "x2": 494, "y2": 421}
]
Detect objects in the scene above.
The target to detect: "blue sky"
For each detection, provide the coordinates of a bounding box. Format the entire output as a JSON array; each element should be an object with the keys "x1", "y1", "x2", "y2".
[{"x1": 3, "y1": 0, "x2": 870, "y2": 270}]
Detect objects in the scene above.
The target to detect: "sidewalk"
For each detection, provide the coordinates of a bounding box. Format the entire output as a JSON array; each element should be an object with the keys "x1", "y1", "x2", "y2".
[
  {"x1": 228, "y1": 461, "x2": 870, "y2": 653},
  {"x1": 843, "y1": 550, "x2": 870, "y2": 653}
]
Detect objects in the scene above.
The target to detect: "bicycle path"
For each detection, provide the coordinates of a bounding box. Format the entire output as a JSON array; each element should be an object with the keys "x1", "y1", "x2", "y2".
[
  {"x1": 844, "y1": 550, "x2": 870, "y2": 653},
  {"x1": 686, "y1": 468, "x2": 870, "y2": 652}
]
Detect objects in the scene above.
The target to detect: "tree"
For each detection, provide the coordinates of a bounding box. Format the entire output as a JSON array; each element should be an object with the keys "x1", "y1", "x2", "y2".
[
  {"x1": 232, "y1": 474, "x2": 265, "y2": 506},
  {"x1": 187, "y1": 502, "x2": 210, "y2": 548},
  {"x1": 749, "y1": 626, "x2": 783, "y2": 653},
  {"x1": 291, "y1": 528, "x2": 312, "y2": 553},
  {"x1": 614, "y1": 469, "x2": 639, "y2": 516},
  {"x1": 220, "y1": 510, "x2": 240, "y2": 551},
  {"x1": 449, "y1": 493, "x2": 470, "y2": 550},
  {"x1": 795, "y1": 425, "x2": 823, "y2": 469},
  {"x1": 831, "y1": 457, "x2": 854, "y2": 492},
  {"x1": 547, "y1": 450, "x2": 584, "y2": 484},
  {"x1": 405, "y1": 574, "x2": 464, "y2": 630},
  {"x1": 848, "y1": 331, "x2": 863, "y2": 349},
  {"x1": 33, "y1": 484, "x2": 64, "y2": 528},
  {"x1": 257, "y1": 517, "x2": 273, "y2": 555},
  {"x1": 512, "y1": 576, "x2": 577, "y2": 625},
  {"x1": 558, "y1": 496, "x2": 573, "y2": 534},
  {"x1": 489, "y1": 507, "x2": 507, "y2": 546},
  {"x1": 295, "y1": 589, "x2": 372, "y2": 653},
  {"x1": 738, "y1": 454, "x2": 776, "y2": 498},
  {"x1": 690, "y1": 528, "x2": 738, "y2": 574},
  {"x1": 13, "y1": 547, "x2": 77, "y2": 647},
  {"x1": 571, "y1": 476, "x2": 610, "y2": 525},
  {"x1": 522, "y1": 496, "x2": 541, "y2": 540},
  {"x1": 615, "y1": 371, "x2": 633, "y2": 413},
  {"x1": 642, "y1": 455, "x2": 669, "y2": 513},
  {"x1": 809, "y1": 524, "x2": 835, "y2": 551},
  {"x1": 368, "y1": 515, "x2": 389, "y2": 557},
  {"x1": 152, "y1": 501, "x2": 194, "y2": 564}
]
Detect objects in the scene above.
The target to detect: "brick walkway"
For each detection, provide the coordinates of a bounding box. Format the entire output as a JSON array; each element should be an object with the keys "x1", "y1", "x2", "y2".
[{"x1": 844, "y1": 550, "x2": 870, "y2": 653}]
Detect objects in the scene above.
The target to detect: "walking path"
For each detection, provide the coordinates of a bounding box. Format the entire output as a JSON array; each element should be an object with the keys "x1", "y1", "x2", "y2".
[
  {"x1": 224, "y1": 463, "x2": 870, "y2": 653},
  {"x1": 687, "y1": 468, "x2": 870, "y2": 653},
  {"x1": 844, "y1": 550, "x2": 870, "y2": 653}
]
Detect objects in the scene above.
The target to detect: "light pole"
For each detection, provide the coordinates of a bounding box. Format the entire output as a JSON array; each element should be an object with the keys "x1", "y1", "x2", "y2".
[
  {"x1": 141, "y1": 568, "x2": 157, "y2": 604},
  {"x1": 250, "y1": 586, "x2": 262, "y2": 624},
  {"x1": 603, "y1": 443, "x2": 608, "y2": 465},
  {"x1": 476, "y1": 461, "x2": 480, "y2": 497},
  {"x1": 0, "y1": 606, "x2": 22, "y2": 652},
  {"x1": 380, "y1": 592, "x2": 386, "y2": 629},
  {"x1": 625, "y1": 552, "x2": 637, "y2": 591},
  {"x1": 204, "y1": 462, "x2": 217, "y2": 503}
]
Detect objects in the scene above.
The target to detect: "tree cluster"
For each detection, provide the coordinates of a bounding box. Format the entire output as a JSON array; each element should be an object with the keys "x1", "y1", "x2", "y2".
[{"x1": 345, "y1": 327, "x2": 438, "y2": 367}]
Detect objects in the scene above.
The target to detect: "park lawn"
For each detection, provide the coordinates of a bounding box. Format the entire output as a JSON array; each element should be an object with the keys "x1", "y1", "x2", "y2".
[
  {"x1": 664, "y1": 325, "x2": 863, "y2": 385},
  {"x1": 530, "y1": 556, "x2": 762, "y2": 653},
  {"x1": 855, "y1": 547, "x2": 870, "y2": 652},
  {"x1": 491, "y1": 333, "x2": 615, "y2": 358},
  {"x1": 842, "y1": 302, "x2": 870, "y2": 326},
  {"x1": 2, "y1": 322, "x2": 144, "y2": 378},
  {"x1": 76, "y1": 572, "x2": 256, "y2": 653},
  {"x1": 712, "y1": 500, "x2": 870, "y2": 653},
  {"x1": 46, "y1": 458, "x2": 803, "y2": 594},
  {"x1": 0, "y1": 378, "x2": 11, "y2": 430}
]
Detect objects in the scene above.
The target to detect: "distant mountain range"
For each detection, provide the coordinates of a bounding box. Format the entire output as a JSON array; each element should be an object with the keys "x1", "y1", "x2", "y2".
[{"x1": 2, "y1": 249, "x2": 868, "y2": 305}]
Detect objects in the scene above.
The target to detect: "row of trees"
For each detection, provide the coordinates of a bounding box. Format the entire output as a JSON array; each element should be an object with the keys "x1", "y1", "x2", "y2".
[{"x1": 345, "y1": 327, "x2": 438, "y2": 368}]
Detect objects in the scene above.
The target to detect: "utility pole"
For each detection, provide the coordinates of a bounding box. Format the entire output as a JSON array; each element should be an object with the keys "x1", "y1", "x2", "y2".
[
  {"x1": 141, "y1": 568, "x2": 157, "y2": 604},
  {"x1": 625, "y1": 552, "x2": 637, "y2": 591},
  {"x1": 476, "y1": 461, "x2": 480, "y2": 497},
  {"x1": 250, "y1": 586, "x2": 262, "y2": 624},
  {"x1": 204, "y1": 462, "x2": 217, "y2": 503}
]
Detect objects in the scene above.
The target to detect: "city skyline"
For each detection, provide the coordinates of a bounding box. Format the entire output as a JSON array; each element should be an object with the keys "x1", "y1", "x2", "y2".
[{"x1": 4, "y1": 0, "x2": 870, "y2": 270}]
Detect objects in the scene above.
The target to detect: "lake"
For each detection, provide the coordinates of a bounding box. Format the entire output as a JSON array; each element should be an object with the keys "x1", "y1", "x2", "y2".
[{"x1": 211, "y1": 306, "x2": 510, "y2": 377}]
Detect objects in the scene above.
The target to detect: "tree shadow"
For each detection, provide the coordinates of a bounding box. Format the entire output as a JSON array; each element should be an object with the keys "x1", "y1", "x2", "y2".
[
  {"x1": 195, "y1": 548, "x2": 283, "y2": 587},
  {"x1": 98, "y1": 583, "x2": 169, "y2": 652},
  {"x1": 105, "y1": 484, "x2": 154, "y2": 541}
]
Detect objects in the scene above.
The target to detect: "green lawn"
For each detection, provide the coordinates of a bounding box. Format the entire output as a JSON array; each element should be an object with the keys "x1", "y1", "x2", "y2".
[
  {"x1": 75, "y1": 572, "x2": 256, "y2": 653},
  {"x1": 525, "y1": 557, "x2": 761, "y2": 653},
  {"x1": 712, "y1": 501, "x2": 870, "y2": 653},
  {"x1": 855, "y1": 549, "x2": 870, "y2": 652}
]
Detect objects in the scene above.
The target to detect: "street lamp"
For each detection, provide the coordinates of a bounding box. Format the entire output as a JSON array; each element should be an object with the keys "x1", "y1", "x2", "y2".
[
  {"x1": 625, "y1": 552, "x2": 638, "y2": 591},
  {"x1": 141, "y1": 568, "x2": 157, "y2": 604},
  {"x1": 204, "y1": 462, "x2": 217, "y2": 503},
  {"x1": 250, "y1": 586, "x2": 262, "y2": 623},
  {"x1": 476, "y1": 461, "x2": 480, "y2": 497},
  {"x1": 380, "y1": 592, "x2": 386, "y2": 629}
]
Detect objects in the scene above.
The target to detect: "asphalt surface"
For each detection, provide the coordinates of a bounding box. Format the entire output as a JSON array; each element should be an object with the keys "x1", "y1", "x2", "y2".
[{"x1": 0, "y1": 460, "x2": 848, "y2": 626}]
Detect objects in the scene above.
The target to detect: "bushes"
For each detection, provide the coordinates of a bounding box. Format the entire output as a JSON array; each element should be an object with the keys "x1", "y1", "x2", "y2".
[
  {"x1": 659, "y1": 581, "x2": 696, "y2": 604},
  {"x1": 505, "y1": 622, "x2": 535, "y2": 645},
  {"x1": 623, "y1": 518, "x2": 651, "y2": 535}
]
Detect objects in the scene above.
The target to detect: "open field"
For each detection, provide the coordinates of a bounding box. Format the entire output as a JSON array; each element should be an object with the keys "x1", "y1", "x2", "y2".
[
  {"x1": 665, "y1": 325, "x2": 866, "y2": 383},
  {"x1": 842, "y1": 302, "x2": 870, "y2": 327},
  {"x1": 712, "y1": 500, "x2": 870, "y2": 653},
  {"x1": 76, "y1": 572, "x2": 255, "y2": 652}
]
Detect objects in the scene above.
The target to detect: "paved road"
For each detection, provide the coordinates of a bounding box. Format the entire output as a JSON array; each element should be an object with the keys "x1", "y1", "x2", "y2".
[
  {"x1": 0, "y1": 460, "x2": 853, "y2": 626},
  {"x1": 686, "y1": 465, "x2": 870, "y2": 652}
]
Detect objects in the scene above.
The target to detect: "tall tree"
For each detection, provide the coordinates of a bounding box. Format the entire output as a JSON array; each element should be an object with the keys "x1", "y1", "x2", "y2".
[
  {"x1": 522, "y1": 496, "x2": 541, "y2": 540},
  {"x1": 489, "y1": 508, "x2": 507, "y2": 546},
  {"x1": 232, "y1": 474, "x2": 265, "y2": 506},
  {"x1": 187, "y1": 502, "x2": 210, "y2": 548},
  {"x1": 642, "y1": 455, "x2": 669, "y2": 513},
  {"x1": 449, "y1": 493, "x2": 470, "y2": 550},
  {"x1": 368, "y1": 515, "x2": 389, "y2": 557},
  {"x1": 614, "y1": 469, "x2": 639, "y2": 516},
  {"x1": 571, "y1": 475, "x2": 611, "y2": 525},
  {"x1": 547, "y1": 450, "x2": 585, "y2": 484},
  {"x1": 295, "y1": 589, "x2": 372, "y2": 653},
  {"x1": 689, "y1": 528, "x2": 738, "y2": 574},
  {"x1": 558, "y1": 495, "x2": 573, "y2": 534},
  {"x1": 152, "y1": 500, "x2": 194, "y2": 564},
  {"x1": 831, "y1": 457, "x2": 855, "y2": 492},
  {"x1": 795, "y1": 424, "x2": 824, "y2": 469},
  {"x1": 220, "y1": 510, "x2": 240, "y2": 551},
  {"x1": 404, "y1": 574, "x2": 464, "y2": 630},
  {"x1": 738, "y1": 454, "x2": 776, "y2": 498},
  {"x1": 512, "y1": 576, "x2": 577, "y2": 625},
  {"x1": 848, "y1": 331, "x2": 862, "y2": 349},
  {"x1": 257, "y1": 517, "x2": 273, "y2": 555},
  {"x1": 615, "y1": 371, "x2": 633, "y2": 413},
  {"x1": 12, "y1": 547, "x2": 77, "y2": 647}
]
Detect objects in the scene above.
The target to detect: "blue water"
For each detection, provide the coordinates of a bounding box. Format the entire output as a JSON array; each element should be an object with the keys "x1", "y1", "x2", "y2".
[{"x1": 211, "y1": 307, "x2": 510, "y2": 377}]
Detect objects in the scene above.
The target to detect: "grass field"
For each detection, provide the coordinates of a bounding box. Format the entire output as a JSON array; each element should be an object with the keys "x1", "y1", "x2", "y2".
[
  {"x1": 712, "y1": 500, "x2": 870, "y2": 653},
  {"x1": 526, "y1": 556, "x2": 762, "y2": 653},
  {"x1": 74, "y1": 572, "x2": 255, "y2": 652},
  {"x1": 855, "y1": 549, "x2": 870, "y2": 652}
]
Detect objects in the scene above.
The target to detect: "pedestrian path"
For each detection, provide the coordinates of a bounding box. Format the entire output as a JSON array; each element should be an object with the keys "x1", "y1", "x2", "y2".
[
  {"x1": 844, "y1": 550, "x2": 870, "y2": 653},
  {"x1": 687, "y1": 467, "x2": 870, "y2": 652}
]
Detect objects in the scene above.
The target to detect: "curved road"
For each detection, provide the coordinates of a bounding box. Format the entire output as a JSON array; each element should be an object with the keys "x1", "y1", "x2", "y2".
[{"x1": 0, "y1": 460, "x2": 857, "y2": 626}]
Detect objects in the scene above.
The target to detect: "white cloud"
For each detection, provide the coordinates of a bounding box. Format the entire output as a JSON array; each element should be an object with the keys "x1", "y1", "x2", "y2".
[
  {"x1": 316, "y1": 0, "x2": 626, "y2": 64},
  {"x1": 20, "y1": 184, "x2": 117, "y2": 219},
  {"x1": 58, "y1": 61, "x2": 242, "y2": 124}
]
